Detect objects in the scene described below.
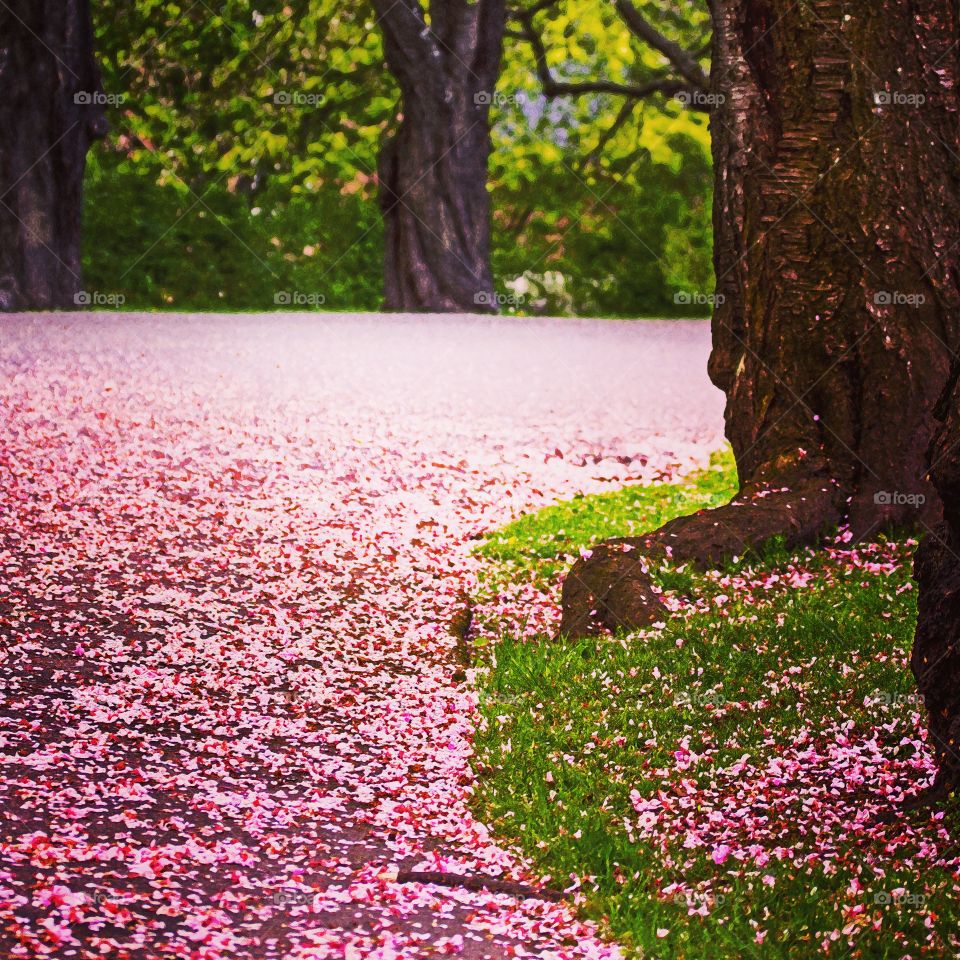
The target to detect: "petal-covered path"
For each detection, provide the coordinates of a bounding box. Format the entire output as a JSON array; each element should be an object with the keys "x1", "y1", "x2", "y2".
[{"x1": 0, "y1": 313, "x2": 724, "y2": 959}]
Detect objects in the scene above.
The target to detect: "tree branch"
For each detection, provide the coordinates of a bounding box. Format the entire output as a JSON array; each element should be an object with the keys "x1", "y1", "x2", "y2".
[
  {"x1": 512, "y1": 8, "x2": 699, "y2": 105},
  {"x1": 396, "y1": 869, "x2": 567, "y2": 902},
  {"x1": 514, "y1": 0, "x2": 560, "y2": 15},
  {"x1": 509, "y1": 1, "x2": 709, "y2": 110},
  {"x1": 614, "y1": 0, "x2": 710, "y2": 91},
  {"x1": 505, "y1": 97, "x2": 639, "y2": 239}
]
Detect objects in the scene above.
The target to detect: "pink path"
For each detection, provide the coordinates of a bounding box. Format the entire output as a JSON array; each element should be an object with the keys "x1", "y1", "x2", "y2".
[{"x1": 0, "y1": 313, "x2": 724, "y2": 959}]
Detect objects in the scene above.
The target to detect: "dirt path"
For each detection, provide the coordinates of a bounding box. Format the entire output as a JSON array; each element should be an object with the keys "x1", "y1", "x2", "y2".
[{"x1": 0, "y1": 313, "x2": 724, "y2": 959}]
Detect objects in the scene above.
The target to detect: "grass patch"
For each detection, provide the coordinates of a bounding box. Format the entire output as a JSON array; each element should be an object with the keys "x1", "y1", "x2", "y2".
[
  {"x1": 472, "y1": 453, "x2": 960, "y2": 958},
  {"x1": 477, "y1": 448, "x2": 737, "y2": 587}
]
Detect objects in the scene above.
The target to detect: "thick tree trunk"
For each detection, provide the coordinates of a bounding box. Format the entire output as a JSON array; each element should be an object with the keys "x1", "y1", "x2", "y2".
[
  {"x1": 0, "y1": 0, "x2": 107, "y2": 312},
  {"x1": 373, "y1": 0, "x2": 505, "y2": 312},
  {"x1": 708, "y1": 0, "x2": 960, "y2": 541},
  {"x1": 913, "y1": 363, "x2": 960, "y2": 796},
  {"x1": 561, "y1": 0, "x2": 960, "y2": 638}
]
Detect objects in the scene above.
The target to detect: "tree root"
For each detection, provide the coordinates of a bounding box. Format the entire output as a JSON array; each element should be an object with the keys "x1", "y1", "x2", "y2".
[{"x1": 559, "y1": 478, "x2": 842, "y2": 639}]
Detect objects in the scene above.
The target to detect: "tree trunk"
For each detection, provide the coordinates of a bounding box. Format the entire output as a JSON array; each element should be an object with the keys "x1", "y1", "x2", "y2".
[
  {"x1": 0, "y1": 0, "x2": 107, "y2": 312},
  {"x1": 373, "y1": 0, "x2": 505, "y2": 312},
  {"x1": 561, "y1": 0, "x2": 960, "y2": 638},
  {"x1": 913, "y1": 362, "x2": 960, "y2": 796}
]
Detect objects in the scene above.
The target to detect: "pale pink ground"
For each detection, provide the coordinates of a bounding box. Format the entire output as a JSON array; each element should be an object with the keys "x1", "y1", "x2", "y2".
[{"x1": 0, "y1": 313, "x2": 724, "y2": 958}]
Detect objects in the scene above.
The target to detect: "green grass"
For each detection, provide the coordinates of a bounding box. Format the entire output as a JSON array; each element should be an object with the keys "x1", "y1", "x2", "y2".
[
  {"x1": 477, "y1": 449, "x2": 737, "y2": 591},
  {"x1": 472, "y1": 453, "x2": 960, "y2": 958}
]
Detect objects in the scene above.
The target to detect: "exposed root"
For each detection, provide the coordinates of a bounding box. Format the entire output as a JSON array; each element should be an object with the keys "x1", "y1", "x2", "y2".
[{"x1": 559, "y1": 478, "x2": 842, "y2": 639}]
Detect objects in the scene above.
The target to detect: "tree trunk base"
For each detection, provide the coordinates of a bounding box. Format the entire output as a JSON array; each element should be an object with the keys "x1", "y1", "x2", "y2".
[
  {"x1": 912, "y1": 523, "x2": 960, "y2": 791},
  {"x1": 911, "y1": 354, "x2": 960, "y2": 796},
  {"x1": 559, "y1": 476, "x2": 843, "y2": 638}
]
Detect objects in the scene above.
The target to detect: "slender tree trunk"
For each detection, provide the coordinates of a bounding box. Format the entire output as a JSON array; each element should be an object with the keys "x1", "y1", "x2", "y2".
[
  {"x1": 561, "y1": 0, "x2": 960, "y2": 638},
  {"x1": 913, "y1": 363, "x2": 960, "y2": 796},
  {"x1": 0, "y1": 0, "x2": 107, "y2": 312},
  {"x1": 373, "y1": 0, "x2": 505, "y2": 312}
]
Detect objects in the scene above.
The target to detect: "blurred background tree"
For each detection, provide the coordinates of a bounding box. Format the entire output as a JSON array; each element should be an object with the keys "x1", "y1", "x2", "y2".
[{"x1": 84, "y1": 0, "x2": 713, "y2": 317}]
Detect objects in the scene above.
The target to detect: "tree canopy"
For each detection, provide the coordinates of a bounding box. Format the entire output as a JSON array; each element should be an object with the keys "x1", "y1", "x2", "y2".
[{"x1": 84, "y1": 0, "x2": 713, "y2": 315}]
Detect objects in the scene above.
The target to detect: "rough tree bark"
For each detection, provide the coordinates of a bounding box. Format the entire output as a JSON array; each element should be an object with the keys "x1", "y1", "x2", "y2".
[
  {"x1": 561, "y1": 0, "x2": 960, "y2": 638},
  {"x1": 373, "y1": 0, "x2": 506, "y2": 312},
  {"x1": 913, "y1": 363, "x2": 960, "y2": 798},
  {"x1": 0, "y1": 0, "x2": 107, "y2": 311}
]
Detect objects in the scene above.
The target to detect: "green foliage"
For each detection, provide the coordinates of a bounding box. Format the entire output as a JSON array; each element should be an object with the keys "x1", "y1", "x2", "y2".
[
  {"x1": 491, "y1": 0, "x2": 715, "y2": 316},
  {"x1": 92, "y1": 2, "x2": 389, "y2": 190},
  {"x1": 85, "y1": 0, "x2": 715, "y2": 316},
  {"x1": 84, "y1": 1, "x2": 388, "y2": 309},
  {"x1": 83, "y1": 155, "x2": 383, "y2": 311}
]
